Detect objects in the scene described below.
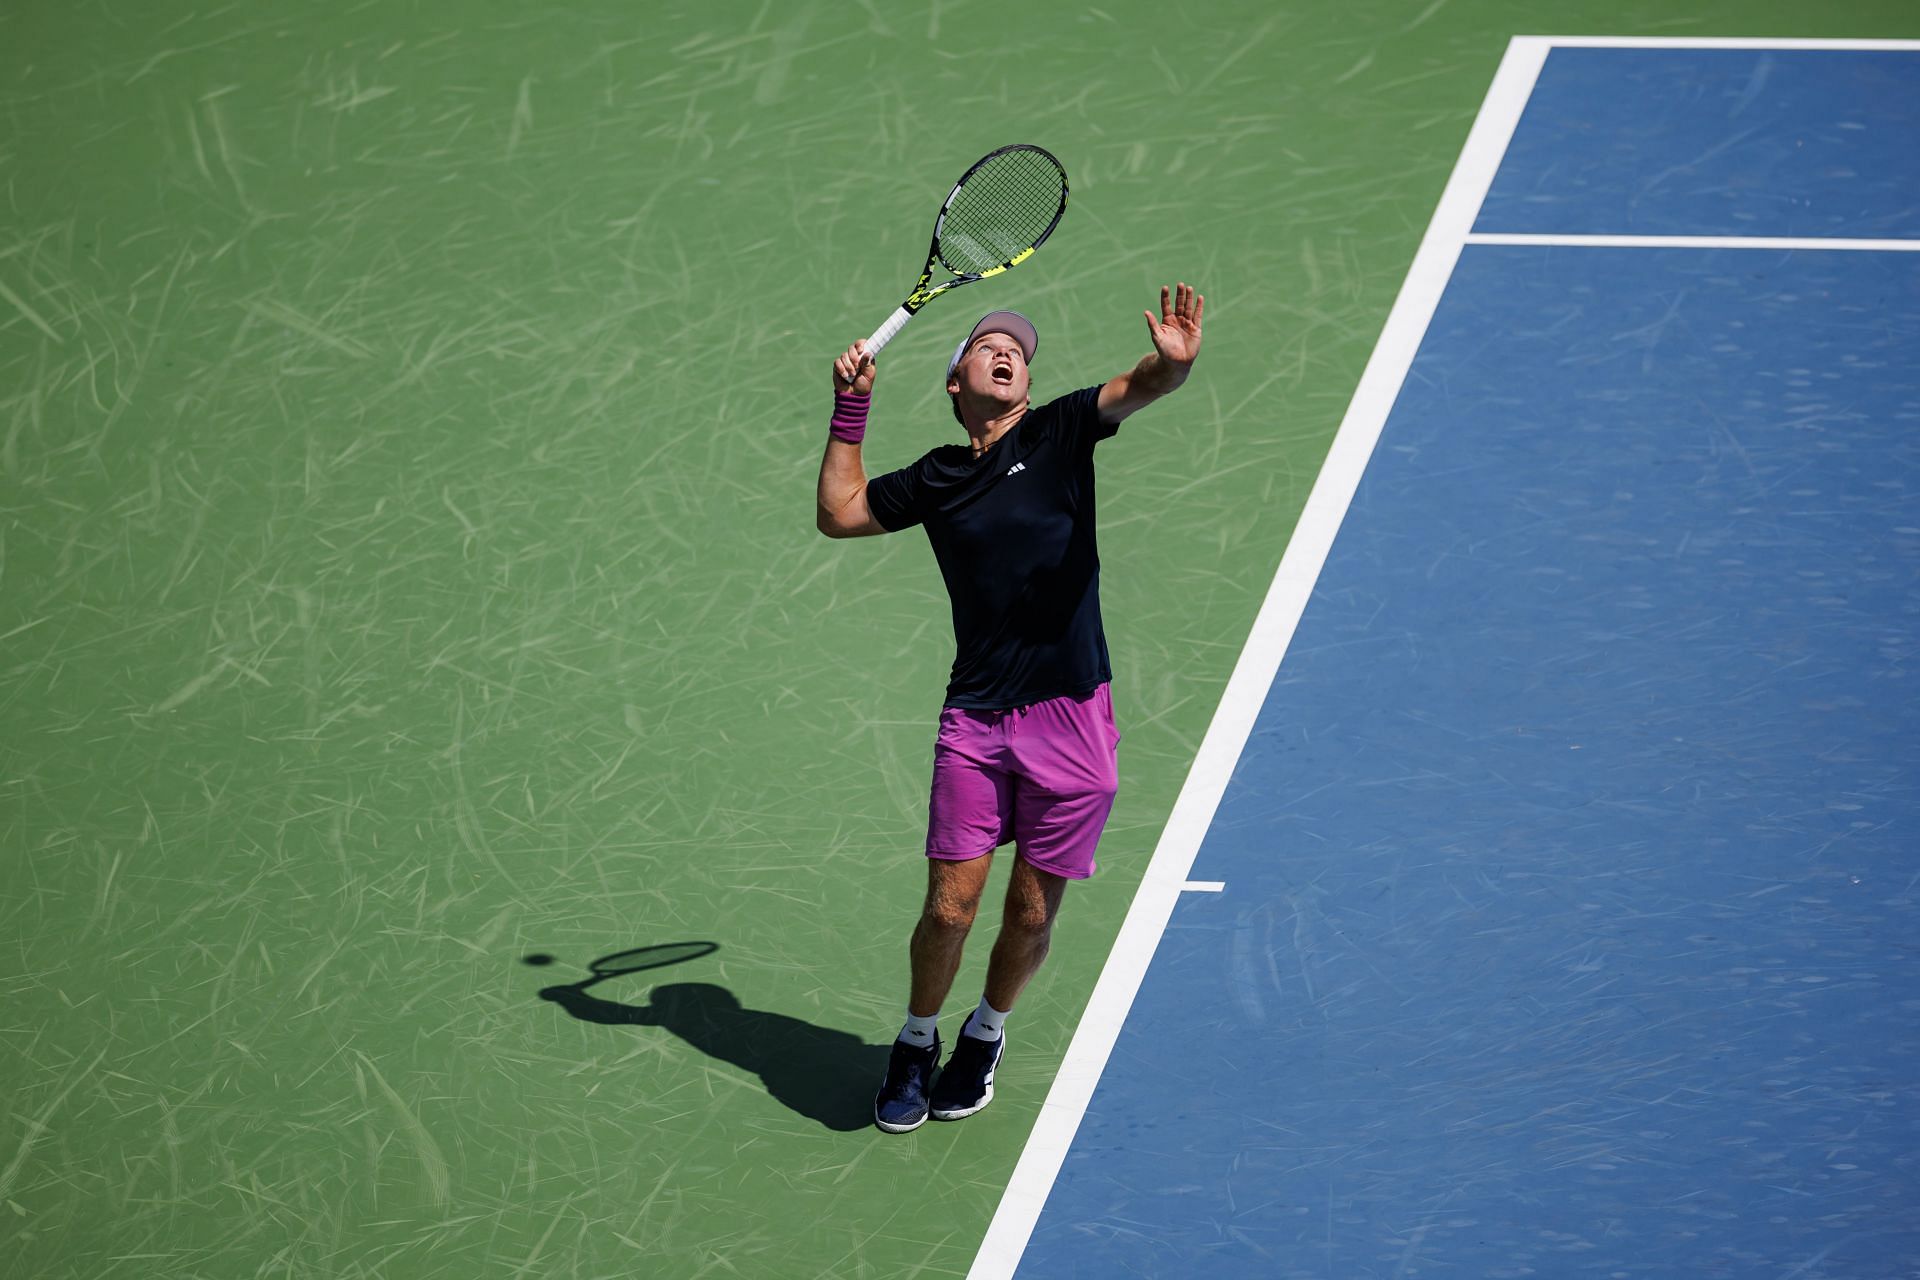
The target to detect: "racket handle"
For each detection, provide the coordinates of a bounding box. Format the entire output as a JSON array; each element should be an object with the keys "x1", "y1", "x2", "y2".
[{"x1": 864, "y1": 305, "x2": 913, "y2": 358}]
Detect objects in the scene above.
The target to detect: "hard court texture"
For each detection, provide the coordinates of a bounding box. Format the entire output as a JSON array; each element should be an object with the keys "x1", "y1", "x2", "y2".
[{"x1": 2, "y1": 3, "x2": 1916, "y2": 1278}]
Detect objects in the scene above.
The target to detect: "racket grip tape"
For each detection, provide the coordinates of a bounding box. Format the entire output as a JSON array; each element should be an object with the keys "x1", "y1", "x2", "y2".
[{"x1": 863, "y1": 305, "x2": 913, "y2": 358}]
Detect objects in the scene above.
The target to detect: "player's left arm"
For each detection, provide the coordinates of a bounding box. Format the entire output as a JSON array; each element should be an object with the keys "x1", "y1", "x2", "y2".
[{"x1": 1096, "y1": 282, "x2": 1204, "y2": 427}]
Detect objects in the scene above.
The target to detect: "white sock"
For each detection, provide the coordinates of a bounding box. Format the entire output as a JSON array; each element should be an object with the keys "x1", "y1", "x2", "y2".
[
  {"x1": 898, "y1": 1011, "x2": 938, "y2": 1047},
  {"x1": 966, "y1": 997, "x2": 1008, "y2": 1042}
]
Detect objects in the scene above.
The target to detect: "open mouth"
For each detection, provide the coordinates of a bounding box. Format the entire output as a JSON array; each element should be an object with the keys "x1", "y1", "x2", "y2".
[{"x1": 990, "y1": 361, "x2": 1014, "y2": 384}]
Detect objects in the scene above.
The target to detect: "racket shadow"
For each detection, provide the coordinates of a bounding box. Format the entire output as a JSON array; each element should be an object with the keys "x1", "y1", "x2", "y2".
[{"x1": 535, "y1": 952, "x2": 888, "y2": 1133}]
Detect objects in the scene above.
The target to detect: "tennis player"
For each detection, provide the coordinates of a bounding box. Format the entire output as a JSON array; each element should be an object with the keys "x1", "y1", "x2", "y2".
[{"x1": 816, "y1": 284, "x2": 1204, "y2": 1133}]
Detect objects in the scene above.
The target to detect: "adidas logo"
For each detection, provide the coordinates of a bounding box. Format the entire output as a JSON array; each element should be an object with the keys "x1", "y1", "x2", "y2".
[{"x1": 1006, "y1": 462, "x2": 1027, "y2": 476}]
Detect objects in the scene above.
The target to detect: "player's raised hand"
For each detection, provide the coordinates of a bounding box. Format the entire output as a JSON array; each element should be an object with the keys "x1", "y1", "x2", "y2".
[
  {"x1": 1144, "y1": 282, "x2": 1204, "y2": 367},
  {"x1": 833, "y1": 341, "x2": 876, "y2": 396}
]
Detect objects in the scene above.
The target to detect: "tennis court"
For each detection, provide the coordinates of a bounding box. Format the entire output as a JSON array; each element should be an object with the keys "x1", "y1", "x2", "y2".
[{"x1": 2, "y1": 6, "x2": 1915, "y2": 1279}]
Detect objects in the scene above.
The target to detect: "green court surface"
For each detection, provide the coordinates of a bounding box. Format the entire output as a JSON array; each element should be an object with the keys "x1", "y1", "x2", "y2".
[{"x1": 2, "y1": 3, "x2": 1912, "y2": 1276}]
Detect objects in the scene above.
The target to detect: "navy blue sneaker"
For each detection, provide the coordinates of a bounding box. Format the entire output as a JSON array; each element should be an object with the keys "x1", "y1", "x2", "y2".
[
  {"x1": 929, "y1": 1017, "x2": 1004, "y2": 1120},
  {"x1": 874, "y1": 1035, "x2": 940, "y2": 1133}
]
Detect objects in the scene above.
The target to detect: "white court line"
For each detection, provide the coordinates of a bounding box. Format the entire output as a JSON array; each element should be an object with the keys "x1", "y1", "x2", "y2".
[
  {"x1": 1468, "y1": 233, "x2": 1920, "y2": 252},
  {"x1": 963, "y1": 33, "x2": 1556, "y2": 1280},
  {"x1": 1517, "y1": 35, "x2": 1920, "y2": 51},
  {"x1": 1180, "y1": 881, "x2": 1226, "y2": 894}
]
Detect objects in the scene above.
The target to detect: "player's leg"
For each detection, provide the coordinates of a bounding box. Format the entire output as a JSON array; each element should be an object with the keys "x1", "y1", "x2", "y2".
[
  {"x1": 911, "y1": 707, "x2": 1016, "y2": 1021},
  {"x1": 876, "y1": 708, "x2": 1014, "y2": 1133},
  {"x1": 881, "y1": 853, "x2": 1000, "y2": 1134},
  {"x1": 908, "y1": 853, "x2": 995, "y2": 1017},
  {"x1": 982, "y1": 856, "x2": 1070, "y2": 1013}
]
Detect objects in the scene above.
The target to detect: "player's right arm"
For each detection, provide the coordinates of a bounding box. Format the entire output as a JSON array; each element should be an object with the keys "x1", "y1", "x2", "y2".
[{"x1": 816, "y1": 341, "x2": 889, "y2": 538}]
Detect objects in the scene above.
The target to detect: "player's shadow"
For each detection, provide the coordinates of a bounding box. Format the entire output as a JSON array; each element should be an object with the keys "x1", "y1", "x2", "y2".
[{"x1": 537, "y1": 971, "x2": 888, "y2": 1132}]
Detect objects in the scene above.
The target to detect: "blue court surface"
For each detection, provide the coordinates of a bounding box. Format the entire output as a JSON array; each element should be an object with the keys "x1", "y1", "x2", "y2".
[{"x1": 1008, "y1": 42, "x2": 1919, "y2": 1279}]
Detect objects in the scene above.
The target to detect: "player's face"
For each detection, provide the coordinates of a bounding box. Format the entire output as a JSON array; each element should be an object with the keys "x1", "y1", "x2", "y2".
[{"x1": 948, "y1": 332, "x2": 1030, "y2": 410}]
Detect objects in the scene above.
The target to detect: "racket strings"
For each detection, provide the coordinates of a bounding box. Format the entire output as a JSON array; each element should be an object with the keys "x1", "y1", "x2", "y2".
[{"x1": 938, "y1": 148, "x2": 1066, "y2": 275}]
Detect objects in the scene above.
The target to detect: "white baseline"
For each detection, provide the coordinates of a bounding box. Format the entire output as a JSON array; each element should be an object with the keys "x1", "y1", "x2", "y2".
[
  {"x1": 1469, "y1": 233, "x2": 1920, "y2": 252},
  {"x1": 1517, "y1": 34, "x2": 1920, "y2": 50}
]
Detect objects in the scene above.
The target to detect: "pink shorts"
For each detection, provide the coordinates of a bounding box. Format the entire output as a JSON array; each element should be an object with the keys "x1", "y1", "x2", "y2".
[{"x1": 925, "y1": 683, "x2": 1120, "y2": 880}]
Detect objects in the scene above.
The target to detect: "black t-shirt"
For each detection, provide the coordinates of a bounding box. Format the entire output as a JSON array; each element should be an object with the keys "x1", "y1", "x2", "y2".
[{"x1": 867, "y1": 386, "x2": 1117, "y2": 710}]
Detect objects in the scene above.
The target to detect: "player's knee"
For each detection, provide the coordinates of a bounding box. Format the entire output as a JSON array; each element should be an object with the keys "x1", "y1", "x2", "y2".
[
  {"x1": 1003, "y1": 884, "x2": 1061, "y2": 938},
  {"x1": 921, "y1": 896, "x2": 978, "y2": 936},
  {"x1": 1005, "y1": 902, "x2": 1056, "y2": 938}
]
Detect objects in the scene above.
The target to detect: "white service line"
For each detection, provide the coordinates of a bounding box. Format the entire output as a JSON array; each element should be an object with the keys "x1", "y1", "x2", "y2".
[
  {"x1": 963, "y1": 33, "x2": 1556, "y2": 1280},
  {"x1": 1467, "y1": 233, "x2": 1920, "y2": 252},
  {"x1": 1180, "y1": 881, "x2": 1226, "y2": 894}
]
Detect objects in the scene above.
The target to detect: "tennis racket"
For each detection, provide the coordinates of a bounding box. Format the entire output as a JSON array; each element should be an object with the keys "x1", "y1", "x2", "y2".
[{"x1": 862, "y1": 144, "x2": 1068, "y2": 359}]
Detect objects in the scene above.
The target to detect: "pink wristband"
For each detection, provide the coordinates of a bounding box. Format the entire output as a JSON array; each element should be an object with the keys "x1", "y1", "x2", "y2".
[{"x1": 830, "y1": 391, "x2": 869, "y2": 444}]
